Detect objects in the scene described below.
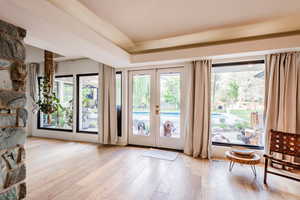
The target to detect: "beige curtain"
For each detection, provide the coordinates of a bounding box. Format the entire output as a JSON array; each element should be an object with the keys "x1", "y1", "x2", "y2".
[
  {"x1": 99, "y1": 64, "x2": 118, "y2": 144},
  {"x1": 265, "y1": 52, "x2": 300, "y2": 164},
  {"x1": 27, "y1": 63, "x2": 39, "y2": 113},
  {"x1": 184, "y1": 60, "x2": 212, "y2": 158}
]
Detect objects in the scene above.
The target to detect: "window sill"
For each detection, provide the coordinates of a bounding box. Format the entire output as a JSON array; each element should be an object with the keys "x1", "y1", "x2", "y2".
[
  {"x1": 212, "y1": 142, "x2": 264, "y2": 150},
  {"x1": 37, "y1": 127, "x2": 73, "y2": 132},
  {"x1": 76, "y1": 131, "x2": 98, "y2": 135}
]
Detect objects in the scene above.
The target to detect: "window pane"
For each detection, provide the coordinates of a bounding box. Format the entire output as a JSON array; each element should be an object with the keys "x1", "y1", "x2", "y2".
[
  {"x1": 78, "y1": 75, "x2": 99, "y2": 132},
  {"x1": 116, "y1": 73, "x2": 122, "y2": 137},
  {"x1": 39, "y1": 76, "x2": 74, "y2": 130},
  {"x1": 211, "y1": 63, "x2": 265, "y2": 147},
  {"x1": 116, "y1": 73, "x2": 122, "y2": 107}
]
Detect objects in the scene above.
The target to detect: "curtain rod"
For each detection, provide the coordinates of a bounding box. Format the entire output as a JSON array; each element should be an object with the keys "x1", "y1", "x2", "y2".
[{"x1": 212, "y1": 60, "x2": 264, "y2": 67}]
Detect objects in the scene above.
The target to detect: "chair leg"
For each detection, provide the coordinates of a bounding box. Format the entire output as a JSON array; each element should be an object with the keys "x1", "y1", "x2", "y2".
[{"x1": 264, "y1": 157, "x2": 268, "y2": 184}]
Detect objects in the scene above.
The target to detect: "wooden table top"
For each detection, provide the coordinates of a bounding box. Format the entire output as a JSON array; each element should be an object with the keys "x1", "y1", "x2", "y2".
[{"x1": 225, "y1": 151, "x2": 261, "y2": 165}]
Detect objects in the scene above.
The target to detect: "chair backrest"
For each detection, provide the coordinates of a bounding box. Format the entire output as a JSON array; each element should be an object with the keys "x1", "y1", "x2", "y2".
[{"x1": 270, "y1": 130, "x2": 300, "y2": 158}]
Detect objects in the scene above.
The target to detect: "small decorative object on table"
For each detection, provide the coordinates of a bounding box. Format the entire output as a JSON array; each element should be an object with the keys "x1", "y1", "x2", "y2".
[{"x1": 225, "y1": 146, "x2": 261, "y2": 177}]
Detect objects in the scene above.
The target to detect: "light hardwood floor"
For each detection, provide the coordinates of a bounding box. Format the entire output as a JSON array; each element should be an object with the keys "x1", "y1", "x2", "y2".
[{"x1": 26, "y1": 137, "x2": 300, "y2": 200}]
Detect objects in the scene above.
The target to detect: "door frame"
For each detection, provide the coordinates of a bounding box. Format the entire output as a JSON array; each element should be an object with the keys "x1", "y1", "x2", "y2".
[
  {"x1": 155, "y1": 67, "x2": 185, "y2": 150},
  {"x1": 128, "y1": 67, "x2": 185, "y2": 150},
  {"x1": 128, "y1": 70, "x2": 156, "y2": 147}
]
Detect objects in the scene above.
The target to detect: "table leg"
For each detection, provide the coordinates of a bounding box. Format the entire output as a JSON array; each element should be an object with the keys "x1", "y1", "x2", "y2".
[
  {"x1": 229, "y1": 161, "x2": 235, "y2": 172},
  {"x1": 250, "y1": 165, "x2": 257, "y2": 177}
]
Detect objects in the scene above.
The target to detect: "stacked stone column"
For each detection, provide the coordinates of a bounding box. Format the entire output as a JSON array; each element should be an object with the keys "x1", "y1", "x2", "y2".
[{"x1": 0, "y1": 20, "x2": 27, "y2": 200}]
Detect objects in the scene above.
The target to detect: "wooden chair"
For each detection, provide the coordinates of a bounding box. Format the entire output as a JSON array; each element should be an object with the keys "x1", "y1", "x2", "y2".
[{"x1": 264, "y1": 130, "x2": 300, "y2": 184}]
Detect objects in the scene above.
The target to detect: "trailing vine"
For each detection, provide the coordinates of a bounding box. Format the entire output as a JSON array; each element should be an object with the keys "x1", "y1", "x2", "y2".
[{"x1": 36, "y1": 77, "x2": 62, "y2": 117}]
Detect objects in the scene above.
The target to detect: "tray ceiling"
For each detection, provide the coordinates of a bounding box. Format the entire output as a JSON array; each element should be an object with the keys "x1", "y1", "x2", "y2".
[
  {"x1": 1, "y1": 0, "x2": 300, "y2": 67},
  {"x1": 79, "y1": 0, "x2": 300, "y2": 42}
]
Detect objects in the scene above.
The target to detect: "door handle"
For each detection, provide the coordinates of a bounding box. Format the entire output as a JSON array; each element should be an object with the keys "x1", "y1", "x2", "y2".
[
  {"x1": 156, "y1": 109, "x2": 160, "y2": 115},
  {"x1": 156, "y1": 105, "x2": 160, "y2": 115}
]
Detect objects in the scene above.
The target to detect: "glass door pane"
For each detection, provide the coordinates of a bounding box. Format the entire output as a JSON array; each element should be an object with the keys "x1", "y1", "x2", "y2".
[
  {"x1": 159, "y1": 73, "x2": 181, "y2": 138},
  {"x1": 132, "y1": 74, "x2": 151, "y2": 136}
]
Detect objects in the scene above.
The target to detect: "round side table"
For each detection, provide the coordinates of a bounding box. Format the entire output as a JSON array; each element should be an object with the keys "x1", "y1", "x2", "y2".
[{"x1": 225, "y1": 151, "x2": 261, "y2": 177}]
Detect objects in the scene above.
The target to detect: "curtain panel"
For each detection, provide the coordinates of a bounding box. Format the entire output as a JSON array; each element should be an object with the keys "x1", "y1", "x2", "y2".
[
  {"x1": 264, "y1": 52, "x2": 300, "y2": 164},
  {"x1": 99, "y1": 64, "x2": 118, "y2": 144},
  {"x1": 27, "y1": 63, "x2": 39, "y2": 113},
  {"x1": 265, "y1": 52, "x2": 300, "y2": 142},
  {"x1": 184, "y1": 60, "x2": 212, "y2": 158}
]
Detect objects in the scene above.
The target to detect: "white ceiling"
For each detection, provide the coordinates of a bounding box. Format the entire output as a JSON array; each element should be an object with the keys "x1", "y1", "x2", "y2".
[
  {"x1": 79, "y1": 0, "x2": 300, "y2": 42},
  {"x1": 1, "y1": 0, "x2": 300, "y2": 67},
  {"x1": 0, "y1": 0, "x2": 130, "y2": 66}
]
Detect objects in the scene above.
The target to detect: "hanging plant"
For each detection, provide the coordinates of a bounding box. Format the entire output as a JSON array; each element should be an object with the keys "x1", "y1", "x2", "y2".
[
  {"x1": 36, "y1": 50, "x2": 63, "y2": 124},
  {"x1": 36, "y1": 77, "x2": 62, "y2": 113}
]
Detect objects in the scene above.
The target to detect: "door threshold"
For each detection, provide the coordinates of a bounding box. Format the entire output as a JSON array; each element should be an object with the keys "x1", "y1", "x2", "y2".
[{"x1": 128, "y1": 144, "x2": 183, "y2": 153}]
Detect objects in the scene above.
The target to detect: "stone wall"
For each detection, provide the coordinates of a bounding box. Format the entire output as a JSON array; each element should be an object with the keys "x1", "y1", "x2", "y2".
[{"x1": 0, "y1": 20, "x2": 27, "y2": 200}]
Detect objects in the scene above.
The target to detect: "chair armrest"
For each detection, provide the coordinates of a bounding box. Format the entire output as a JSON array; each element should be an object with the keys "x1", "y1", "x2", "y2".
[
  {"x1": 263, "y1": 154, "x2": 272, "y2": 159},
  {"x1": 263, "y1": 154, "x2": 300, "y2": 169}
]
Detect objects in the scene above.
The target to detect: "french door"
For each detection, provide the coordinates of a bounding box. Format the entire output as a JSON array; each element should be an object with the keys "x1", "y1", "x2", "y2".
[{"x1": 128, "y1": 68, "x2": 184, "y2": 150}]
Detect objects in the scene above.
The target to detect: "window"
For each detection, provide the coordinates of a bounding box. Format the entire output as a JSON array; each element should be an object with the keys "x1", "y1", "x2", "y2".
[
  {"x1": 211, "y1": 61, "x2": 265, "y2": 148},
  {"x1": 116, "y1": 72, "x2": 122, "y2": 136},
  {"x1": 38, "y1": 75, "x2": 74, "y2": 131},
  {"x1": 77, "y1": 74, "x2": 99, "y2": 133}
]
